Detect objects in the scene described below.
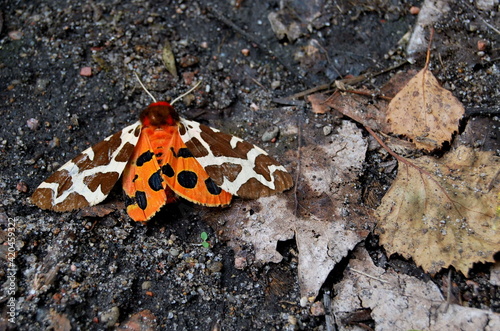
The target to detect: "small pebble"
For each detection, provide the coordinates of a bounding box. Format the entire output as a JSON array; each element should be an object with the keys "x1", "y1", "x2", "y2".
[
  {"x1": 8, "y1": 30, "x2": 23, "y2": 40},
  {"x1": 142, "y1": 281, "x2": 152, "y2": 290},
  {"x1": 288, "y1": 315, "x2": 298, "y2": 325},
  {"x1": 271, "y1": 80, "x2": 281, "y2": 90},
  {"x1": 179, "y1": 55, "x2": 199, "y2": 68},
  {"x1": 310, "y1": 301, "x2": 325, "y2": 316},
  {"x1": 323, "y1": 125, "x2": 332, "y2": 136},
  {"x1": 241, "y1": 48, "x2": 250, "y2": 56},
  {"x1": 169, "y1": 248, "x2": 180, "y2": 257},
  {"x1": 262, "y1": 126, "x2": 279, "y2": 142},
  {"x1": 80, "y1": 67, "x2": 92, "y2": 77},
  {"x1": 476, "y1": 0, "x2": 496, "y2": 11},
  {"x1": 35, "y1": 79, "x2": 50, "y2": 93},
  {"x1": 16, "y1": 181, "x2": 28, "y2": 193},
  {"x1": 27, "y1": 118, "x2": 39, "y2": 130},
  {"x1": 234, "y1": 256, "x2": 247, "y2": 270},
  {"x1": 208, "y1": 261, "x2": 223, "y2": 273},
  {"x1": 299, "y1": 296, "x2": 308, "y2": 307},
  {"x1": 49, "y1": 137, "x2": 60, "y2": 148},
  {"x1": 100, "y1": 306, "x2": 120, "y2": 328},
  {"x1": 70, "y1": 114, "x2": 79, "y2": 127},
  {"x1": 249, "y1": 103, "x2": 259, "y2": 111},
  {"x1": 477, "y1": 40, "x2": 488, "y2": 51},
  {"x1": 182, "y1": 71, "x2": 196, "y2": 85},
  {"x1": 409, "y1": 6, "x2": 420, "y2": 15}
]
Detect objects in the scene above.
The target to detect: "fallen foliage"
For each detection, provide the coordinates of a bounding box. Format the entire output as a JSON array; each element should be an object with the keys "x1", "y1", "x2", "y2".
[
  {"x1": 375, "y1": 145, "x2": 500, "y2": 275},
  {"x1": 386, "y1": 65, "x2": 465, "y2": 151},
  {"x1": 204, "y1": 121, "x2": 375, "y2": 298},
  {"x1": 332, "y1": 247, "x2": 500, "y2": 330}
]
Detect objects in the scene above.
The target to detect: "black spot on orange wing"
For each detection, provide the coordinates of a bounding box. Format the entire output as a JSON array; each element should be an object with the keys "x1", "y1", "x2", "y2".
[
  {"x1": 137, "y1": 151, "x2": 154, "y2": 166},
  {"x1": 122, "y1": 127, "x2": 171, "y2": 222},
  {"x1": 148, "y1": 170, "x2": 164, "y2": 191},
  {"x1": 171, "y1": 147, "x2": 194, "y2": 158},
  {"x1": 205, "y1": 178, "x2": 223, "y2": 195},
  {"x1": 135, "y1": 191, "x2": 148, "y2": 210},
  {"x1": 177, "y1": 170, "x2": 198, "y2": 189},
  {"x1": 162, "y1": 164, "x2": 175, "y2": 177},
  {"x1": 161, "y1": 125, "x2": 232, "y2": 206}
]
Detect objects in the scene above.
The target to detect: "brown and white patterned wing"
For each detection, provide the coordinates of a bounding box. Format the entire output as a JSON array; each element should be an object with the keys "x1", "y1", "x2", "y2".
[
  {"x1": 31, "y1": 121, "x2": 141, "y2": 211},
  {"x1": 178, "y1": 118, "x2": 293, "y2": 199}
]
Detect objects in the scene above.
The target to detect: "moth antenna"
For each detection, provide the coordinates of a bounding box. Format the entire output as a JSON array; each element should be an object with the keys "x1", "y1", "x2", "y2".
[
  {"x1": 133, "y1": 72, "x2": 157, "y2": 103},
  {"x1": 171, "y1": 80, "x2": 203, "y2": 105}
]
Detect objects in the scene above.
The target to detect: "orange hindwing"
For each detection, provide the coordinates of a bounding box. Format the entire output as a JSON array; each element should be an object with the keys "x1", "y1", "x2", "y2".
[{"x1": 122, "y1": 124, "x2": 232, "y2": 222}]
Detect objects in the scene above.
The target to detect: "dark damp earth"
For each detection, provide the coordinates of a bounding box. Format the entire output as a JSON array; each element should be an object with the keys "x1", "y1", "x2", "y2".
[{"x1": 0, "y1": 0, "x2": 498, "y2": 330}]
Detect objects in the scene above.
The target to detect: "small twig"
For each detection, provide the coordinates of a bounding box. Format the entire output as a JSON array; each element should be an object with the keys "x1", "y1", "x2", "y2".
[
  {"x1": 250, "y1": 77, "x2": 267, "y2": 90},
  {"x1": 349, "y1": 267, "x2": 388, "y2": 284},
  {"x1": 323, "y1": 291, "x2": 336, "y2": 331},
  {"x1": 424, "y1": 28, "x2": 434, "y2": 71},
  {"x1": 444, "y1": 269, "x2": 453, "y2": 313},
  {"x1": 294, "y1": 118, "x2": 302, "y2": 217},
  {"x1": 287, "y1": 61, "x2": 408, "y2": 100},
  {"x1": 480, "y1": 18, "x2": 500, "y2": 35},
  {"x1": 340, "y1": 89, "x2": 392, "y2": 101},
  {"x1": 287, "y1": 82, "x2": 331, "y2": 100}
]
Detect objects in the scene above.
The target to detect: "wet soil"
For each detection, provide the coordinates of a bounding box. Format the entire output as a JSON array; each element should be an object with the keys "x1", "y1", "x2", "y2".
[{"x1": 0, "y1": 0, "x2": 498, "y2": 330}]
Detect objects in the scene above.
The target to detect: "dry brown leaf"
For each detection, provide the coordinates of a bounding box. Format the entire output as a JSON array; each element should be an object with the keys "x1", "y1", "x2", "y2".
[
  {"x1": 204, "y1": 121, "x2": 374, "y2": 298},
  {"x1": 325, "y1": 90, "x2": 389, "y2": 132},
  {"x1": 332, "y1": 247, "x2": 444, "y2": 331},
  {"x1": 332, "y1": 247, "x2": 500, "y2": 331},
  {"x1": 386, "y1": 67, "x2": 464, "y2": 151},
  {"x1": 376, "y1": 145, "x2": 500, "y2": 275},
  {"x1": 162, "y1": 40, "x2": 178, "y2": 80},
  {"x1": 307, "y1": 93, "x2": 329, "y2": 114}
]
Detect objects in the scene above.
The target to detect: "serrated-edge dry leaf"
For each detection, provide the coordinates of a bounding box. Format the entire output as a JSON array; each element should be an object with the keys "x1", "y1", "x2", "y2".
[
  {"x1": 386, "y1": 67, "x2": 464, "y2": 151},
  {"x1": 376, "y1": 145, "x2": 500, "y2": 275}
]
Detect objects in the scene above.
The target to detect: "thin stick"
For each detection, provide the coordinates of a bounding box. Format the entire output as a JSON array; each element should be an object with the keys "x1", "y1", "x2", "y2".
[
  {"x1": 133, "y1": 72, "x2": 157, "y2": 103},
  {"x1": 349, "y1": 267, "x2": 388, "y2": 283},
  {"x1": 444, "y1": 269, "x2": 453, "y2": 313},
  {"x1": 171, "y1": 80, "x2": 203, "y2": 105},
  {"x1": 294, "y1": 118, "x2": 302, "y2": 217},
  {"x1": 424, "y1": 27, "x2": 434, "y2": 71}
]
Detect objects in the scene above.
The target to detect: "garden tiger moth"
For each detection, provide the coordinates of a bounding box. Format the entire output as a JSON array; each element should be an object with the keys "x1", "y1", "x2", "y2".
[{"x1": 31, "y1": 87, "x2": 293, "y2": 222}]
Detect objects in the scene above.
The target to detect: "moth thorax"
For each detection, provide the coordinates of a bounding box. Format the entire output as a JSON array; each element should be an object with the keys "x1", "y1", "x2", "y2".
[{"x1": 140, "y1": 101, "x2": 180, "y2": 127}]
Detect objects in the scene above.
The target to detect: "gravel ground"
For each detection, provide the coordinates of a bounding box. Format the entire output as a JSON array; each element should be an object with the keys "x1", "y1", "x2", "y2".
[{"x1": 0, "y1": 0, "x2": 498, "y2": 330}]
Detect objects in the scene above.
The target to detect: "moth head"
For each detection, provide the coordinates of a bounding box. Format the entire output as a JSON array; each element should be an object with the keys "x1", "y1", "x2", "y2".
[{"x1": 140, "y1": 101, "x2": 180, "y2": 127}]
